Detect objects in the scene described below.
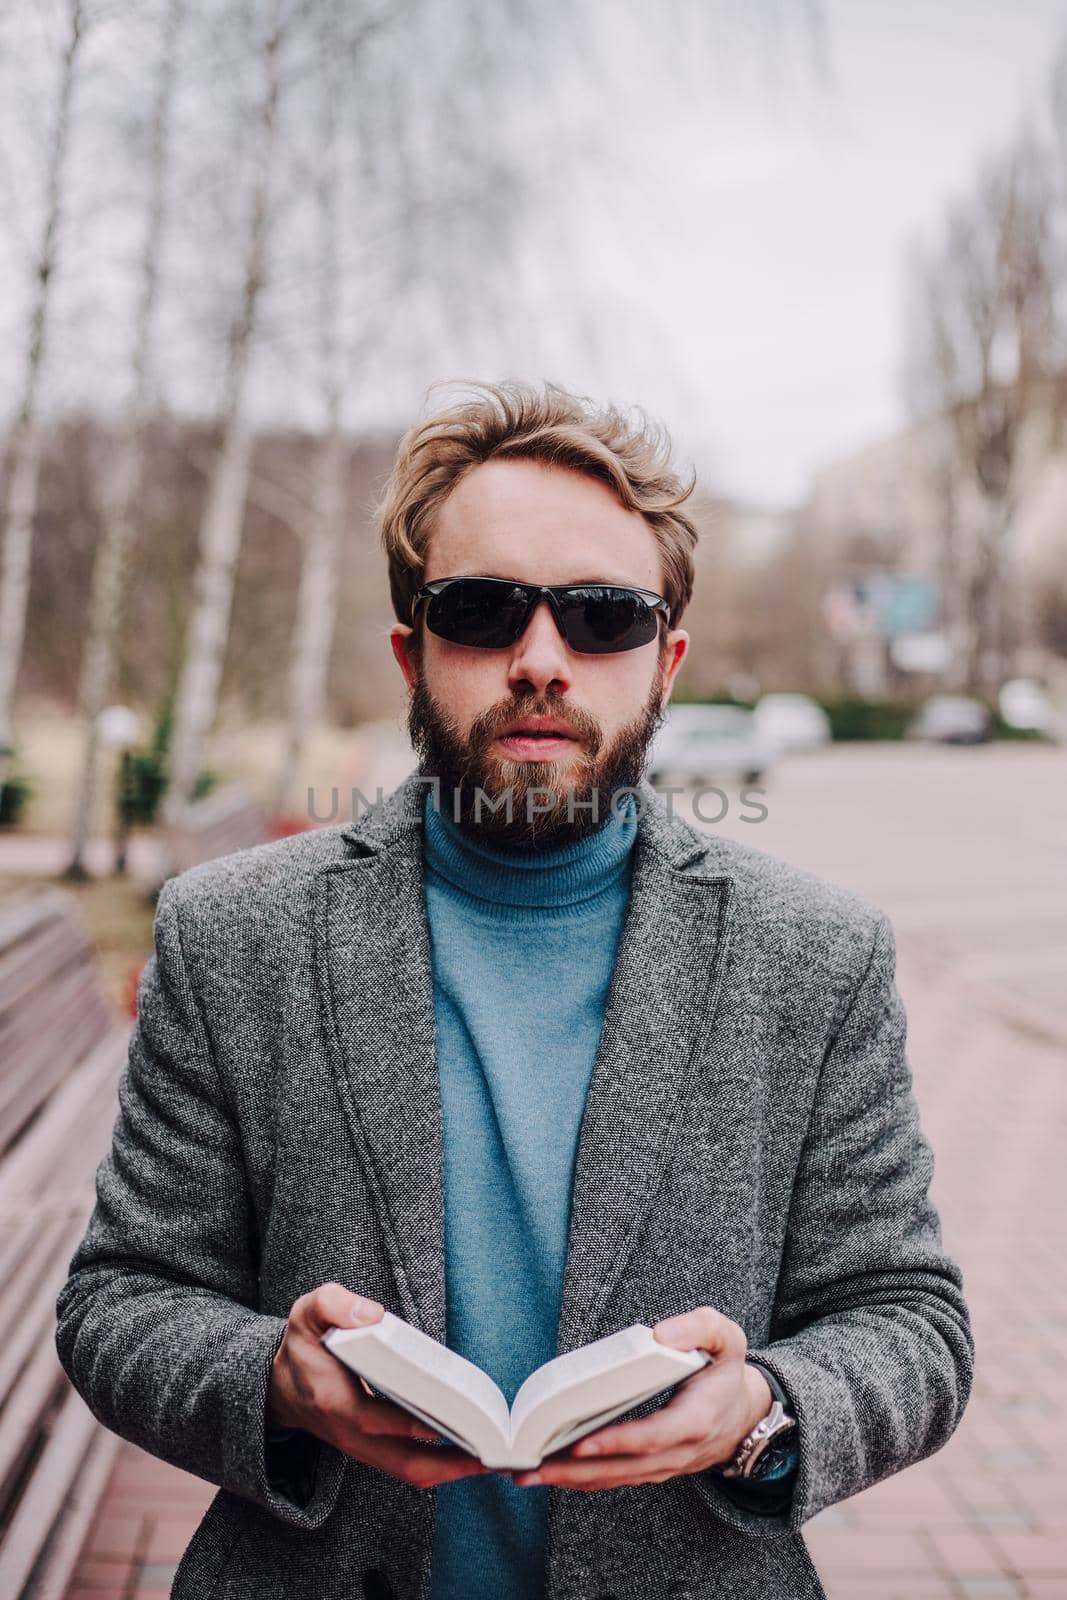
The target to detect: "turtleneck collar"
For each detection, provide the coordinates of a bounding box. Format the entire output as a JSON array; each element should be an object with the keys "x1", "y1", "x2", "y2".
[{"x1": 422, "y1": 786, "x2": 639, "y2": 912}]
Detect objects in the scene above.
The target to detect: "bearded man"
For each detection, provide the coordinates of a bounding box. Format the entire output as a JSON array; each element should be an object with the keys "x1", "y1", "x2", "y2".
[{"x1": 56, "y1": 381, "x2": 972, "y2": 1600}]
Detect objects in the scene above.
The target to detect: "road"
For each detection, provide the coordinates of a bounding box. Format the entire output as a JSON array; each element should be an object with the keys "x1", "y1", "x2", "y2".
[{"x1": 695, "y1": 741, "x2": 1067, "y2": 1038}]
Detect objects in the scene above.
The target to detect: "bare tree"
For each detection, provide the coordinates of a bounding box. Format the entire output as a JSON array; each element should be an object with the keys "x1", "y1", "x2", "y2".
[
  {"x1": 65, "y1": 0, "x2": 185, "y2": 874},
  {"x1": 902, "y1": 245, "x2": 969, "y2": 687},
  {"x1": 0, "y1": 0, "x2": 86, "y2": 810},
  {"x1": 160, "y1": 0, "x2": 297, "y2": 823},
  {"x1": 904, "y1": 130, "x2": 1056, "y2": 693},
  {"x1": 271, "y1": 0, "x2": 353, "y2": 814}
]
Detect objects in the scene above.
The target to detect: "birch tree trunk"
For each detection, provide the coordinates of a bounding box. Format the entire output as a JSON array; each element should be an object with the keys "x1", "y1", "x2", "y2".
[
  {"x1": 66, "y1": 0, "x2": 183, "y2": 875},
  {"x1": 162, "y1": 3, "x2": 282, "y2": 825},
  {"x1": 274, "y1": 7, "x2": 346, "y2": 816},
  {"x1": 273, "y1": 423, "x2": 346, "y2": 815},
  {"x1": 0, "y1": 0, "x2": 84, "y2": 811}
]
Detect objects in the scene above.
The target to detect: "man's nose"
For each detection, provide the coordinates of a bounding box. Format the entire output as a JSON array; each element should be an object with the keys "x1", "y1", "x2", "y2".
[{"x1": 506, "y1": 599, "x2": 574, "y2": 695}]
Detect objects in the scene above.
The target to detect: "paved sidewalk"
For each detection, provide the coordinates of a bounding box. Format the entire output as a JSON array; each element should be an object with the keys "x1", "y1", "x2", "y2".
[
  {"x1": 62, "y1": 1452, "x2": 213, "y2": 1600},
  {"x1": 801, "y1": 937, "x2": 1067, "y2": 1600},
  {"x1": 59, "y1": 927, "x2": 1067, "y2": 1599}
]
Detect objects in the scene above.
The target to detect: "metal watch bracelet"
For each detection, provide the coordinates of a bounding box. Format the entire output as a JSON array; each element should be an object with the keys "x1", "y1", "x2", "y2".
[{"x1": 720, "y1": 1364, "x2": 798, "y2": 1480}]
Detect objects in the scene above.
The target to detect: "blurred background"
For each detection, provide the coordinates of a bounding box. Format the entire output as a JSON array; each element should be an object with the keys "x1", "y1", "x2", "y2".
[{"x1": 0, "y1": 3, "x2": 1064, "y2": 1598}]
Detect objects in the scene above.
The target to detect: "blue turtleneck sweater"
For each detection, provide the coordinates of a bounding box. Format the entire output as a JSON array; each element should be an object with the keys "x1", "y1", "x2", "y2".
[
  {"x1": 419, "y1": 788, "x2": 796, "y2": 1599},
  {"x1": 423, "y1": 791, "x2": 639, "y2": 1600}
]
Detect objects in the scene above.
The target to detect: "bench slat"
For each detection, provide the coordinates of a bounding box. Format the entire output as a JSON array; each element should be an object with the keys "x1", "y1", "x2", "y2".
[
  {"x1": 0, "y1": 914, "x2": 94, "y2": 1013},
  {"x1": 0, "y1": 1216, "x2": 80, "y2": 1398},
  {"x1": 28, "y1": 1422, "x2": 121, "y2": 1600},
  {"x1": 0, "y1": 998, "x2": 114, "y2": 1155},
  {"x1": 0, "y1": 1023, "x2": 129, "y2": 1205},
  {"x1": 0, "y1": 890, "x2": 127, "y2": 1596},
  {"x1": 0, "y1": 889, "x2": 73, "y2": 951},
  {"x1": 0, "y1": 1383, "x2": 100, "y2": 1599}
]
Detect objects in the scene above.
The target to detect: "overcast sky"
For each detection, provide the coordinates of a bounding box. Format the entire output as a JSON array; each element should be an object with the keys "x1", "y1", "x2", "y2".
[
  {"x1": 609, "y1": 0, "x2": 1067, "y2": 507},
  {"x1": 675, "y1": 0, "x2": 1067, "y2": 508}
]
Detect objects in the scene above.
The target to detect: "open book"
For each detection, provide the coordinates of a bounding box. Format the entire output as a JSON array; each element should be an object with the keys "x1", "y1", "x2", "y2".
[{"x1": 322, "y1": 1312, "x2": 710, "y2": 1470}]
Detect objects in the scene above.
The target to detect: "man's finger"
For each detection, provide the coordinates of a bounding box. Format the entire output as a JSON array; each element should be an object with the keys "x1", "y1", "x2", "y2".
[
  {"x1": 567, "y1": 1376, "x2": 715, "y2": 1459},
  {"x1": 354, "y1": 1389, "x2": 442, "y2": 1443},
  {"x1": 346, "y1": 1373, "x2": 440, "y2": 1442},
  {"x1": 303, "y1": 1361, "x2": 439, "y2": 1444},
  {"x1": 513, "y1": 1448, "x2": 687, "y2": 1490},
  {"x1": 344, "y1": 1432, "x2": 489, "y2": 1487}
]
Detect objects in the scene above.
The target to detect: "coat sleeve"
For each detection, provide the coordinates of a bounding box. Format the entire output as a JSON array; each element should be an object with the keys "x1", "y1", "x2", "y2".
[
  {"x1": 689, "y1": 909, "x2": 973, "y2": 1537},
  {"x1": 54, "y1": 876, "x2": 347, "y2": 1530}
]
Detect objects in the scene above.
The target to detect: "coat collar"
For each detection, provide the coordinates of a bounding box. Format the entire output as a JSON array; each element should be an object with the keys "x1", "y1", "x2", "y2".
[{"x1": 316, "y1": 771, "x2": 736, "y2": 1351}]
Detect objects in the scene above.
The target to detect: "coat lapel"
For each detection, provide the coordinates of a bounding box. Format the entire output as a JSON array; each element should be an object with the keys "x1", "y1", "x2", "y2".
[
  {"x1": 314, "y1": 775, "x2": 446, "y2": 1340},
  {"x1": 555, "y1": 789, "x2": 736, "y2": 1355},
  {"x1": 316, "y1": 772, "x2": 736, "y2": 1357}
]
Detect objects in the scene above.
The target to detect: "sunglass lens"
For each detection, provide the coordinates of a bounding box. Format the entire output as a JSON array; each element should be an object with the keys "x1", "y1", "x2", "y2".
[
  {"x1": 559, "y1": 587, "x2": 659, "y2": 653},
  {"x1": 426, "y1": 580, "x2": 531, "y2": 647}
]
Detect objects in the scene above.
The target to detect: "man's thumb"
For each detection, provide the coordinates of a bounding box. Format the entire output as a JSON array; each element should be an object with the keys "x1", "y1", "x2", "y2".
[{"x1": 304, "y1": 1282, "x2": 384, "y2": 1334}]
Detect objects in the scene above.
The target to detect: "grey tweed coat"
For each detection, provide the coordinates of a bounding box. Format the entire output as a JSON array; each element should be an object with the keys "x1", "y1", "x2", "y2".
[{"x1": 55, "y1": 770, "x2": 973, "y2": 1600}]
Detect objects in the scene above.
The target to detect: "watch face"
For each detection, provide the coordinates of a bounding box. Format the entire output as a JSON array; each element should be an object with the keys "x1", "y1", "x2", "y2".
[{"x1": 750, "y1": 1429, "x2": 798, "y2": 1481}]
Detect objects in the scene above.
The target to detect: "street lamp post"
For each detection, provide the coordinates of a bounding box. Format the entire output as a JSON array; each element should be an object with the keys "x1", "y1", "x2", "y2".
[{"x1": 97, "y1": 706, "x2": 142, "y2": 877}]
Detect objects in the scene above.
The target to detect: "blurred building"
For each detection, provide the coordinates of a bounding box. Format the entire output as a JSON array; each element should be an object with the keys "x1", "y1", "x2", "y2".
[{"x1": 797, "y1": 401, "x2": 1067, "y2": 698}]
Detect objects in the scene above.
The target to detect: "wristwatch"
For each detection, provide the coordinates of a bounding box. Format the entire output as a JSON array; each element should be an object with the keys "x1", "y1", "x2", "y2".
[{"x1": 720, "y1": 1364, "x2": 798, "y2": 1481}]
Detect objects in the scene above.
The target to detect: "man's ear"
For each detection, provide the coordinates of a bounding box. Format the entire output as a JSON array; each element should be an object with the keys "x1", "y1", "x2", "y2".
[
  {"x1": 659, "y1": 629, "x2": 689, "y2": 704},
  {"x1": 390, "y1": 624, "x2": 419, "y2": 692}
]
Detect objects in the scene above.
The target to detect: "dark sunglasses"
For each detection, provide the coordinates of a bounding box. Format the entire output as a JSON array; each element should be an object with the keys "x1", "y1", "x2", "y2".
[{"x1": 412, "y1": 575, "x2": 671, "y2": 655}]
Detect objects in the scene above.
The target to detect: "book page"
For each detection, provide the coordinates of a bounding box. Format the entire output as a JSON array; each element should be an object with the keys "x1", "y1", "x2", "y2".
[
  {"x1": 534, "y1": 1392, "x2": 678, "y2": 1459},
  {"x1": 509, "y1": 1325, "x2": 710, "y2": 1467},
  {"x1": 323, "y1": 1313, "x2": 511, "y2": 1461},
  {"x1": 511, "y1": 1327, "x2": 652, "y2": 1416}
]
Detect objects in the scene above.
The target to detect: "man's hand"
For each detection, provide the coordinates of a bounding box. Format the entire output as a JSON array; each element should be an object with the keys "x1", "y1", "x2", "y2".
[
  {"x1": 268, "y1": 1283, "x2": 490, "y2": 1489},
  {"x1": 510, "y1": 1306, "x2": 772, "y2": 1491}
]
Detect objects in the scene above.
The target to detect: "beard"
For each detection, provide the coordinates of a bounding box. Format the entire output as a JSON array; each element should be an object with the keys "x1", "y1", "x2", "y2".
[{"x1": 405, "y1": 666, "x2": 667, "y2": 851}]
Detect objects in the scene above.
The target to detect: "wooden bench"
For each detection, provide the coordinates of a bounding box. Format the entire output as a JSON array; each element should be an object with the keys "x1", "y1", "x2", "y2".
[
  {"x1": 157, "y1": 781, "x2": 268, "y2": 888},
  {"x1": 0, "y1": 889, "x2": 132, "y2": 1599}
]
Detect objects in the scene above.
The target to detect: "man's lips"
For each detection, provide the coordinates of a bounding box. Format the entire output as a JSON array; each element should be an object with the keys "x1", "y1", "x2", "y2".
[
  {"x1": 495, "y1": 717, "x2": 582, "y2": 759},
  {"x1": 497, "y1": 716, "x2": 581, "y2": 741}
]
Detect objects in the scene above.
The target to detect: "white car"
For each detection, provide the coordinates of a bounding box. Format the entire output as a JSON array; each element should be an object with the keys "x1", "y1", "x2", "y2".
[
  {"x1": 646, "y1": 704, "x2": 774, "y2": 788},
  {"x1": 753, "y1": 693, "x2": 832, "y2": 754},
  {"x1": 998, "y1": 679, "x2": 1057, "y2": 736},
  {"x1": 907, "y1": 695, "x2": 991, "y2": 745}
]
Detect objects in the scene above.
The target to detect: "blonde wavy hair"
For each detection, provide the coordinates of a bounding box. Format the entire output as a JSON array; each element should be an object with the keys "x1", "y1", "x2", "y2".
[{"x1": 377, "y1": 380, "x2": 700, "y2": 639}]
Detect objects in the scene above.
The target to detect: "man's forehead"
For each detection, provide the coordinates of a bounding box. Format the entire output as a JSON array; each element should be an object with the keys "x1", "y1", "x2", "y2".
[
  {"x1": 438, "y1": 456, "x2": 633, "y2": 519},
  {"x1": 426, "y1": 458, "x2": 662, "y2": 585}
]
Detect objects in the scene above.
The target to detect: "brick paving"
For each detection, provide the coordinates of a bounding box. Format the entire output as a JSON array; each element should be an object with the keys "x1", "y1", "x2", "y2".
[
  {"x1": 800, "y1": 936, "x2": 1067, "y2": 1599},
  {"x1": 60, "y1": 1447, "x2": 213, "y2": 1600}
]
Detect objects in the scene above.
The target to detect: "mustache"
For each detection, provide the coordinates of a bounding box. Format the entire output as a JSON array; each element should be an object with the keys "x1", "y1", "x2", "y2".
[{"x1": 467, "y1": 696, "x2": 603, "y2": 755}]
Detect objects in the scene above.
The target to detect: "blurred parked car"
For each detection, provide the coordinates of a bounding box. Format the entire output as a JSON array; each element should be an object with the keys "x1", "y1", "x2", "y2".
[
  {"x1": 907, "y1": 695, "x2": 992, "y2": 745},
  {"x1": 646, "y1": 704, "x2": 774, "y2": 787},
  {"x1": 753, "y1": 693, "x2": 832, "y2": 753},
  {"x1": 998, "y1": 678, "x2": 1056, "y2": 735}
]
